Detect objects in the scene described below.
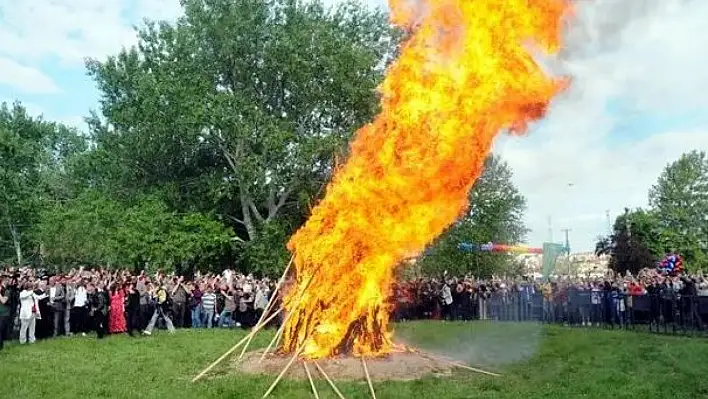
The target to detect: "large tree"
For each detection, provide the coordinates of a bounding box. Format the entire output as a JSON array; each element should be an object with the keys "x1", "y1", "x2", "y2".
[
  {"x1": 0, "y1": 102, "x2": 87, "y2": 266},
  {"x1": 649, "y1": 150, "x2": 708, "y2": 269},
  {"x1": 597, "y1": 208, "x2": 660, "y2": 275},
  {"x1": 84, "y1": 0, "x2": 394, "y2": 274},
  {"x1": 417, "y1": 155, "x2": 529, "y2": 277}
]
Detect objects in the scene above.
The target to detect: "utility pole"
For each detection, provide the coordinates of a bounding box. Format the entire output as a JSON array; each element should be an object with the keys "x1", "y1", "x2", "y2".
[
  {"x1": 605, "y1": 209, "x2": 612, "y2": 234},
  {"x1": 561, "y1": 228, "x2": 571, "y2": 276}
]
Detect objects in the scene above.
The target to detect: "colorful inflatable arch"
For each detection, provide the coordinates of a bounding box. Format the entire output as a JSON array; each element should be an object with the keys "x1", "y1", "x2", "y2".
[{"x1": 457, "y1": 242, "x2": 543, "y2": 254}]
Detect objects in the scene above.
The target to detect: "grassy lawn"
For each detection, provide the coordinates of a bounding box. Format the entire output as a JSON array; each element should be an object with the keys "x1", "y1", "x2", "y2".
[{"x1": 2, "y1": 321, "x2": 707, "y2": 399}]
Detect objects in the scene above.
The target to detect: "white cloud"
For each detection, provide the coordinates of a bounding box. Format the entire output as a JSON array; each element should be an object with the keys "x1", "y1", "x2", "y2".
[
  {"x1": 496, "y1": 0, "x2": 708, "y2": 251},
  {"x1": 0, "y1": 0, "x2": 182, "y2": 66},
  {"x1": 0, "y1": 57, "x2": 60, "y2": 93}
]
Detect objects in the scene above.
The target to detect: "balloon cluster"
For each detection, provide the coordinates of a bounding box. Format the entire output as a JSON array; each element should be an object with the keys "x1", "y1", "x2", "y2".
[{"x1": 658, "y1": 253, "x2": 684, "y2": 275}]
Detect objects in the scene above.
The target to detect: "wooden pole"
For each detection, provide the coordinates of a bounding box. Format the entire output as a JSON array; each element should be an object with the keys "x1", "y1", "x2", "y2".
[
  {"x1": 303, "y1": 362, "x2": 320, "y2": 399},
  {"x1": 361, "y1": 358, "x2": 377, "y2": 399},
  {"x1": 259, "y1": 273, "x2": 315, "y2": 362},
  {"x1": 260, "y1": 319, "x2": 286, "y2": 361},
  {"x1": 446, "y1": 361, "x2": 502, "y2": 377},
  {"x1": 418, "y1": 352, "x2": 501, "y2": 377},
  {"x1": 314, "y1": 361, "x2": 346, "y2": 399},
  {"x1": 262, "y1": 344, "x2": 305, "y2": 398},
  {"x1": 238, "y1": 256, "x2": 294, "y2": 360},
  {"x1": 191, "y1": 308, "x2": 283, "y2": 383}
]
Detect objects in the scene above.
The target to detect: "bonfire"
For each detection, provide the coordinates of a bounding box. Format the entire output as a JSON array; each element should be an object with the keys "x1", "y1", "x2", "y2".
[{"x1": 194, "y1": 0, "x2": 572, "y2": 396}]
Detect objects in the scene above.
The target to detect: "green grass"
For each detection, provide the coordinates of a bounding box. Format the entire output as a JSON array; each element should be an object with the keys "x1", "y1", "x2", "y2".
[{"x1": 2, "y1": 321, "x2": 708, "y2": 399}]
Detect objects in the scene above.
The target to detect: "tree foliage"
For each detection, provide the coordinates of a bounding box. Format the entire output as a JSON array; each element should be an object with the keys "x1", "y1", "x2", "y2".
[
  {"x1": 598, "y1": 151, "x2": 708, "y2": 273},
  {"x1": 76, "y1": 0, "x2": 393, "y2": 272},
  {"x1": 598, "y1": 208, "x2": 660, "y2": 275},
  {"x1": 34, "y1": 191, "x2": 232, "y2": 272},
  {"x1": 649, "y1": 150, "x2": 708, "y2": 269},
  {"x1": 0, "y1": 102, "x2": 87, "y2": 265},
  {"x1": 417, "y1": 155, "x2": 529, "y2": 277}
]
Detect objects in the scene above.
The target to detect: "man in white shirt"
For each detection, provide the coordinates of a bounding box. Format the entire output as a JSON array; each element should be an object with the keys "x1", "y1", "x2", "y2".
[{"x1": 73, "y1": 281, "x2": 89, "y2": 336}]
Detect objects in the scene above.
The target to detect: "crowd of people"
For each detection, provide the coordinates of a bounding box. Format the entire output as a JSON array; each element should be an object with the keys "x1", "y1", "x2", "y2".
[
  {"x1": 0, "y1": 267, "x2": 276, "y2": 350},
  {"x1": 392, "y1": 268, "x2": 708, "y2": 329},
  {"x1": 2, "y1": 265, "x2": 708, "y2": 351}
]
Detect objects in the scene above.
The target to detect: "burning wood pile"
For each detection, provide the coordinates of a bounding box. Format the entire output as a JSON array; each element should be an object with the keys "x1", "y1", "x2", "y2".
[{"x1": 193, "y1": 0, "x2": 572, "y2": 396}]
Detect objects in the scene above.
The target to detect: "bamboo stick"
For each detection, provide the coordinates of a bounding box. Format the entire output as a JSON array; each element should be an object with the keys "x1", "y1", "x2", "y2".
[
  {"x1": 314, "y1": 361, "x2": 346, "y2": 399},
  {"x1": 361, "y1": 358, "x2": 377, "y2": 399},
  {"x1": 262, "y1": 344, "x2": 305, "y2": 398},
  {"x1": 239, "y1": 256, "x2": 294, "y2": 359},
  {"x1": 303, "y1": 362, "x2": 320, "y2": 399},
  {"x1": 191, "y1": 307, "x2": 283, "y2": 383}
]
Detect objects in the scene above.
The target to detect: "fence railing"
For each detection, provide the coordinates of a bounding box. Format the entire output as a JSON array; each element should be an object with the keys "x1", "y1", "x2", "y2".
[{"x1": 394, "y1": 290, "x2": 708, "y2": 336}]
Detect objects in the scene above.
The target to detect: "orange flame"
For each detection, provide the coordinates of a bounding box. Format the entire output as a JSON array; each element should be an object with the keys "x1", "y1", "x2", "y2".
[{"x1": 280, "y1": 0, "x2": 571, "y2": 359}]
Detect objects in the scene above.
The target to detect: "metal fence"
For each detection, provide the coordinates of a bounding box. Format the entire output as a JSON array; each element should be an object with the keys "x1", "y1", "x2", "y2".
[{"x1": 396, "y1": 290, "x2": 708, "y2": 336}]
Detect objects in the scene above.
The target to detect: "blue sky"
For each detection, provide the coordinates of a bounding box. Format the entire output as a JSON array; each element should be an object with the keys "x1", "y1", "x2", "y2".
[{"x1": 2, "y1": 0, "x2": 707, "y2": 252}]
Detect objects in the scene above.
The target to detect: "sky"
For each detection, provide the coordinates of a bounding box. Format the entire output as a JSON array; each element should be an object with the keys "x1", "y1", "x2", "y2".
[{"x1": 1, "y1": 0, "x2": 707, "y2": 252}]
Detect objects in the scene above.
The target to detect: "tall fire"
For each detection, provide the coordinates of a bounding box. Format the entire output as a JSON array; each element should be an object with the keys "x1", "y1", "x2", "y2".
[{"x1": 279, "y1": 0, "x2": 571, "y2": 360}]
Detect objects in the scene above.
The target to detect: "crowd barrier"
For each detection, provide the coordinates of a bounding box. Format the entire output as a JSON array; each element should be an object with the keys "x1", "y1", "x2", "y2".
[{"x1": 394, "y1": 290, "x2": 708, "y2": 336}]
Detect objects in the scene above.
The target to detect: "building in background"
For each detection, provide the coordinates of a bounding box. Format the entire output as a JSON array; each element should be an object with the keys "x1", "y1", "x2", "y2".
[{"x1": 516, "y1": 251, "x2": 609, "y2": 279}]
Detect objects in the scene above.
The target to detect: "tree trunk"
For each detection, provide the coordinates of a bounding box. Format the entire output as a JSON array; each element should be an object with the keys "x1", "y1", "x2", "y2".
[
  {"x1": 9, "y1": 223, "x2": 22, "y2": 266},
  {"x1": 239, "y1": 186, "x2": 257, "y2": 241}
]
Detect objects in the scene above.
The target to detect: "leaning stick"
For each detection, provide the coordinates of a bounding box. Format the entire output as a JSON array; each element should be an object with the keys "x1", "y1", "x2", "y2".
[
  {"x1": 303, "y1": 362, "x2": 320, "y2": 399},
  {"x1": 239, "y1": 256, "x2": 294, "y2": 359},
  {"x1": 260, "y1": 320, "x2": 287, "y2": 361},
  {"x1": 262, "y1": 344, "x2": 306, "y2": 398},
  {"x1": 361, "y1": 358, "x2": 377, "y2": 399},
  {"x1": 314, "y1": 361, "x2": 346, "y2": 399},
  {"x1": 446, "y1": 361, "x2": 502, "y2": 377},
  {"x1": 191, "y1": 308, "x2": 283, "y2": 383},
  {"x1": 414, "y1": 351, "x2": 501, "y2": 377},
  {"x1": 260, "y1": 274, "x2": 316, "y2": 361}
]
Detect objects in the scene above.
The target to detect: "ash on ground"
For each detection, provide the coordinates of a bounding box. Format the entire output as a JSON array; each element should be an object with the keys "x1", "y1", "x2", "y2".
[{"x1": 231, "y1": 350, "x2": 455, "y2": 381}]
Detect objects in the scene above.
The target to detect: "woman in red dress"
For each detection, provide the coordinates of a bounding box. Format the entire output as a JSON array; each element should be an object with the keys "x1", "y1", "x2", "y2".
[{"x1": 108, "y1": 283, "x2": 127, "y2": 334}]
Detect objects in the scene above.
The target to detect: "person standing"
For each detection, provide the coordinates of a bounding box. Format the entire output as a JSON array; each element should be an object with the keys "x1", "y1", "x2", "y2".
[
  {"x1": 170, "y1": 277, "x2": 188, "y2": 328},
  {"x1": 143, "y1": 283, "x2": 175, "y2": 335},
  {"x1": 35, "y1": 281, "x2": 52, "y2": 339},
  {"x1": 49, "y1": 277, "x2": 66, "y2": 337},
  {"x1": 201, "y1": 286, "x2": 217, "y2": 328},
  {"x1": 87, "y1": 283, "x2": 107, "y2": 339},
  {"x1": 0, "y1": 278, "x2": 10, "y2": 350},
  {"x1": 189, "y1": 282, "x2": 203, "y2": 328},
  {"x1": 64, "y1": 277, "x2": 75, "y2": 336},
  {"x1": 19, "y1": 283, "x2": 45, "y2": 344},
  {"x1": 125, "y1": 283, "x2": 141, "y2": 336},
  {"x1": 73, "y1": 281, "x2": 89, "y2": 336},
  {"x1": 108, "y1": 284, "x2": 127, "y2": 334}
]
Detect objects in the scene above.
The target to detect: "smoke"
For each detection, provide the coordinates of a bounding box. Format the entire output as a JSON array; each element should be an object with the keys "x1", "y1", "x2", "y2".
[{"x1": 396, "y1": 322, "x2": 544, "y2": 368}]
